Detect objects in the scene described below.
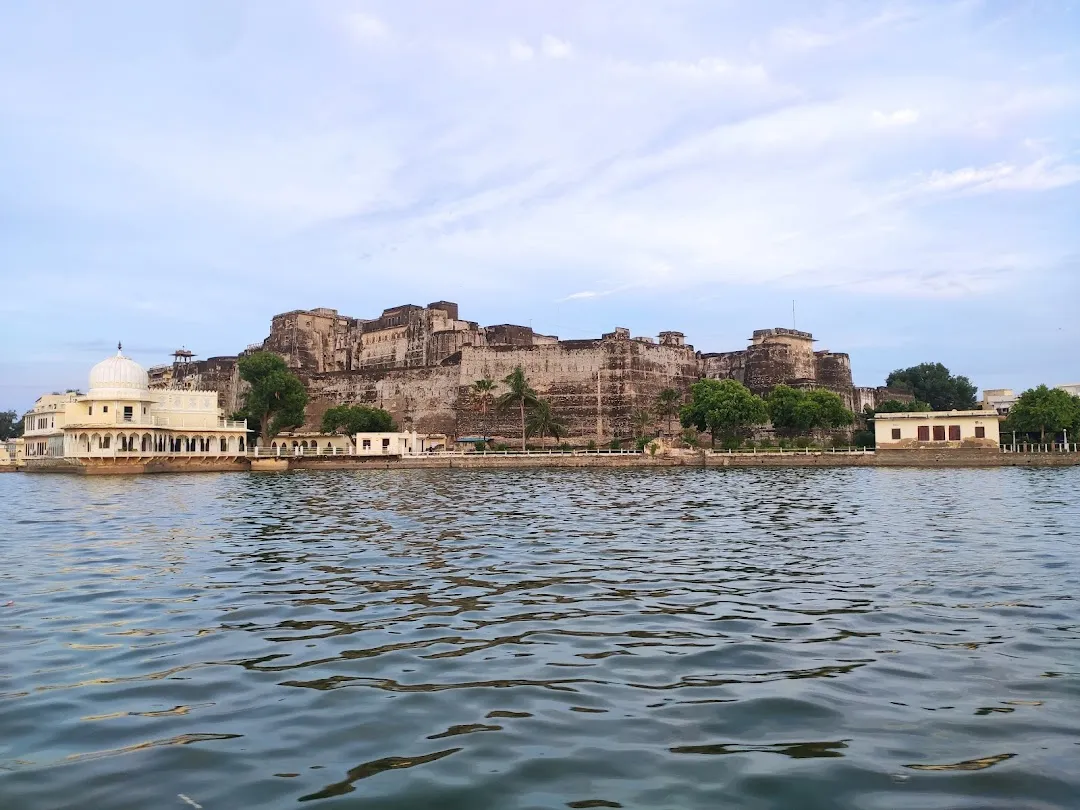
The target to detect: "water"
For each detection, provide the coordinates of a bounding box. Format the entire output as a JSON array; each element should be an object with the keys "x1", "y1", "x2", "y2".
[{"x1": 1, "y1": 468, "x2": 1078, "y2": 810}]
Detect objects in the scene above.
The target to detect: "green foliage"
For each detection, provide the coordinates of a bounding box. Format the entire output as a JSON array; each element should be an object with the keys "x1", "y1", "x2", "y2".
[
  {"x1": 648, "y1": 441, "x2": 659, "y2": 456},
  {"x1": 632, "y1": 408, "x2": 653, "y2": 438},
  {"x1": 654, "y1": 388, "x2": 682, "y2": 434},
  {"x1": 0, "y1": 410, "x2": 23, "y2": 440},
  {"x1": 680, "y1": 427, "x2": 701, "y2": 448},
  {"x1": 1003, "y1": 385, "x2": 1080, "y2": 443},
  {"x1": 680, "y1": 379, "x2": 767, "y2": 448},
  {"x1": 474, "y1": 440, "x2": 487, "y2": 452},
  {"x1": 525, "y1": 399, "x2": 568, "y2": 442},
  {"x1": 559, "y1": 442, "x2": 573, "y2": 452},
  {"x1": 767, "y1": 385, "x2": 854, "y2": 437},
  {"x1": 757, "y1": 438, "x2": 774, "y2": 449},
  {"x1": 497, "y1": 366, "x2": 539, "y2": 451},
  {"x1": 586, "y1": 439, "x2": 597, "y2": 451},
  {"x1": 321, "y1": 404, "x2": 394, "y2": 436},
  {"x1": 886, "y1": 363, "x2": 977, "y2": 411},
  {"x1": 238, "y1": 352, "x2": 308, "y2": 443},
  {"x1": 494, "y1": 443, "x2": 510, "y2": 452},
  {"x1": 635, "y1": 436, "x2": 650, "y2": 451},
  {"x1": 793, "y1": 436, "x2": 813, "y2": 449},
  {"x1": 609, "y1": 438, "x2": 622, "y2": 450},
  {"x1": 853, "y1": 429, "x2": 876, "y2": 448}
]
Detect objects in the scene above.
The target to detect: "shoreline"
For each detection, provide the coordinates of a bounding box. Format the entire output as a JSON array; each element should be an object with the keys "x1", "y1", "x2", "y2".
[{"x1": 6, "y1": 449, "x2": 1080, "y2": 475}]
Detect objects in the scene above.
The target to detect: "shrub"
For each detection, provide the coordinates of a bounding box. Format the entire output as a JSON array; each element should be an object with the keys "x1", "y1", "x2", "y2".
[
  {"x1": 743, "y1": 439, "x2": 756, "y2": 450},
  {"x1": 494, "y1": 443, "x2": 509, "y2": 452},
  {"x1": 794, "y1": 436, "x2": 812, "y2": 449},
  {"x1": 853, "y1": 430, "x2": 875, "y2": 448},
  {"x1": 609, "y1": 438, "x2": 622, "y2": 450},
  {"x1": 474, "y1": 440, "x2": 487, "y2": 452},
  {"x1": 586, "y1": 439, "x2": 597, "y2": 451},
  {"x1": 559, "y1": 443, "x2": 572, "y2": 452},
  {"x1": 757, "y1": 438, "x2": 774, "y2": 448},
  {"x1": 648, "y1": 442, "x2": 659, "y2": 456}
]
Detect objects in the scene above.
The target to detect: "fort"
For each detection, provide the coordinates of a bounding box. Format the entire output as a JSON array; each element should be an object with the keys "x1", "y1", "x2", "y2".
[{"x1": 148, "y1": 301, "x2": 905, "y2": 441}]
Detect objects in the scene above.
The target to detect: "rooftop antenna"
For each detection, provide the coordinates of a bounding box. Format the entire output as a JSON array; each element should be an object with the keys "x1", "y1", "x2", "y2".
[{"x1": 117, "y1": 341, "x2": 123, "y2": 354}]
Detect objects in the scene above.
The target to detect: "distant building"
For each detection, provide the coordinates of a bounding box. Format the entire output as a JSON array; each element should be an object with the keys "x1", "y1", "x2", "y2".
[
  {"x1": 355, "y1": 432, "x2": 447, "y2": 456},
  {"x1": 1057, "y1": 383, "x2": 1080, "y2": 397},
  {"x1": 981, "y1": 388, "x2": 1019, "y2": 416},
  {"x1": 21, "y1": 347, "x2": 248, "y2": 471},
  {"x1": 874, "y1": 410, "x2": 1001, "y2": 450}
]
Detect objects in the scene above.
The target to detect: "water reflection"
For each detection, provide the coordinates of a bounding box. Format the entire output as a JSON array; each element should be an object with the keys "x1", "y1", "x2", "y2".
[{"x1": 1, "y1": 467, "x2": 1079, "y2": 810}]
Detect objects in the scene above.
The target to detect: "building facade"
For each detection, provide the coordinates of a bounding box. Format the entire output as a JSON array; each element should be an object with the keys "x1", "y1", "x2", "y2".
[
  {"x1": 22, "y1": 347, "x2": 249, "y2": 471},
  {"x1": 146, "y1": 301, "x2": 904, "y2": 442},
  {"x1": 874, "y1": 411, "x2": 1001, "y2": 450}
]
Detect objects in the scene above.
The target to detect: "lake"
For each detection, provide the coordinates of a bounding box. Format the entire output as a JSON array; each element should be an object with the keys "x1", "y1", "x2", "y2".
[{"x1": 1, "y1": 468, "x2": 1078, "y2": 809}]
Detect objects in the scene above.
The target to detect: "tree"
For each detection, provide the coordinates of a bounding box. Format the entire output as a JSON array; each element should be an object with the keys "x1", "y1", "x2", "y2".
[
  {"x1": 807, "y1": 389, "x2": 855, "y2": 430},
  {"x1": 471, "y1": 378, "x2": 497, "y2": 437},
  {"x1": 526, "y1": 399, "x2": 567, "y2": 443},
  {"x1": 680, "y1": 379, "x2": 767, "y2": 448},
  {"x1": 654, "y1": 388, "x2": 681, "y2": 435},
  {"x1": 767, "y1": 385, "x2": 818, "y2": 438},
  {"x1": 886, "y1": 363, "x2": 977, "y2": 411},
  {"x1": 768, "y1": 386, "x2": 854, "y2": 437},
  {"x1": 0, "y1": 410, "x2": 23, "y2": 440},
  {"x1": 632, "y1": 408, "x2": 653, "y2": 439},
  {"x1": 1004, "y1": 385, "x2": 1080, "y2": 443},
  {"x1": 497, "y1": 366, "x2": 539, "y2": 451},
  {"x1": 238, "y1": 352, "x2": 308, "y2": 447},
  {"x1": 322, "y1": 404, "x2": 394, "y2": 438}
]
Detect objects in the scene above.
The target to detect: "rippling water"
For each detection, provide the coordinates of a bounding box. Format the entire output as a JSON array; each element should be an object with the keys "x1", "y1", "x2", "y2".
[{"x1": 2, "y1": 468, "x2": 1078, "y2": 809}]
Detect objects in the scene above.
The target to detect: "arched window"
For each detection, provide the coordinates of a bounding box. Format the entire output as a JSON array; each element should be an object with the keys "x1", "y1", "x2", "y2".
[
  {"x1": 239, "y1": 438, "x2": 245, "y2": 452},
  {"x1": 102, "y1": 435, "x2": 111, "y2": 449},
  {"x1": 220, "y1": 437, "x2": 227, "y2": 452},
  {"x1": 271, "y1": 442, "x2": 277, "y2": 449},
  {"x1": 142, "y1": 435, "x2": 151, "y2": 452}
]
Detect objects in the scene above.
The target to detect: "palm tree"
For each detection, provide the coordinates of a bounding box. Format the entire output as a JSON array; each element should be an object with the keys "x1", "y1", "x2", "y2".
[
  {"x1": 655, "y1": 388, "x2": 681, "y2": 435},
  {"x1": 526, "y1": 399, "x2": 568, "y2": 444},
  {"x1": 632, "y1": 408, "x2": 653, "y2": 439},
  {"x1": 497, "y1": 366, "x2": 539, "y2": 450},
  {"x1": 471, "y1": 378, "x2": 497, "y2": 439}
]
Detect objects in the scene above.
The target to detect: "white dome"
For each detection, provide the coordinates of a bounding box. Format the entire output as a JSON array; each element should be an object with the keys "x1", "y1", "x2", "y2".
[{"x1": 88, "y1": 347, "x2": 149, "y2": 398}]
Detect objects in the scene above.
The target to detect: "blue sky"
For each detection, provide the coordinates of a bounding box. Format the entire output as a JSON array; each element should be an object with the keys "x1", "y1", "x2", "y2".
[{"x1": 2, "y1": 0, "x2": 1078, "y2": 412}]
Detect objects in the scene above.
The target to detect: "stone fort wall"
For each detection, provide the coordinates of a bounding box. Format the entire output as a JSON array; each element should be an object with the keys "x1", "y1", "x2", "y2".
[{"x1": 149, "y1": 301, "x2": 902, "y2": 440}]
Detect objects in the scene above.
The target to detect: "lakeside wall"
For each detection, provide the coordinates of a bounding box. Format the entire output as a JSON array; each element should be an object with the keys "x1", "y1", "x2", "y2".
[{"x1": 9, "y1": 450, "x2": 1080, "y2": 475}]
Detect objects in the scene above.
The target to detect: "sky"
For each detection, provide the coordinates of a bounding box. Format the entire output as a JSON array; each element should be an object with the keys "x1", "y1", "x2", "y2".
[{"x1": 1, "y1": 0, "x2": 1078, "y2": 412}]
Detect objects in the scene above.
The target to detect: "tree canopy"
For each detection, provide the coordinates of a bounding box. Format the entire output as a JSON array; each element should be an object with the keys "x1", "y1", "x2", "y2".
[
  {"x1": 886, "y1": 363, "x2": 977, "y2": 411},
  {"x1": 680, "y1": 379, "x2": 767, "y2": 447},
  {"x1": 322, "y1": 404, "x2": 394, "y2": 436},
  {"x1": 1003, "y1": 385, "x2": 1080, "y2": 443},
  {"x1": 497, "y1": 366, "x2": 539, "y2": 450},
  {"x1": 874, "y1": 399, "x2": 932, "y2": 414},
  {"x1": 654, "y1": 388, "x2": 682, "y2": 434},
  {"x1": 0, "y1": 410, "x2": 22, "y2": 440},
  {"x1": 525, "y1": 399, "x2": 568, "y2": 442},
  {"x1": 238, "y1": 352, "x2": 308, "y2": 445},
  {"x1": 767, "y1": 385, "x2": 854, "y2": 437}
]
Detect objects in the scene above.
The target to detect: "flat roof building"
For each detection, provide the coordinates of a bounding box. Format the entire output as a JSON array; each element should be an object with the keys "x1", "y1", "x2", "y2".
[{"x1": 874, "y1": 410, "x2": 1001, "y2": 450}]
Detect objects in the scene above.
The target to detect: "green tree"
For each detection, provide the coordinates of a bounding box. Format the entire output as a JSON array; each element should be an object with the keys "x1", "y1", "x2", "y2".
[
  {"x1": 654, "y1": 388, "x2": 681, "y2": 435},
  {"x1": 238, "y1": 352, "x2": 308, "y2": 447},
  {"x1": 886, "y1": 363, "x2": 977, "y2": 411},
  {"x1": 322, "y1": 404, "x2": 394, "y2": 437},
  {"x1": 1004, "y1": 385, "x2": 1080, "y2": 443},
  {"x1": 0, "y1": 410, "x2": 23, "y2": 440},
  {"x1": 471, "y1": 378, "x2": 497, "y2": 438},
  {"x1": 680, "y1": 379, "x2": 767, "y2": 448},
  {"x1": 806, "y1": 389, "x2": 855, "y2": 430},
  {"x1": 525, "y1": 399, "x2": 568, "y2": 443},
  {"x1": 767, "y1": 385, "x2": 818, "y2": 438},
  {"x1": 632, "y1": 408, "x2": 653, "y2": 439},
  {"x1": 497, "y1": 366, "x2": 539, "y2": 451},
  {"x1": 768, "y1": 386, "x2": 854, "y2": 437},
  {"x1": 229, "y1": 408, "x2": 260, "y2": 442}
]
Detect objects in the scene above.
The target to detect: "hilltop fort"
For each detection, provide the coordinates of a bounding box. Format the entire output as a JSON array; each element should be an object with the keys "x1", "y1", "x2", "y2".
[{"x1": 148, "y1": 301, "x2": 901, "y2": 440}]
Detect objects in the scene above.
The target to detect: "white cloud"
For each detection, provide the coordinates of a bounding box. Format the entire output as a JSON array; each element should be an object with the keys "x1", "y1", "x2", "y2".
[
  {"x1": 906, "y1": 158, "x2": 1080, "y2": 196},
  {"x1": 541, "y1": 35, "x2": 572, "y2": 59},
  {"x1": 343, "y1": 12, "x2": 388, "y2": 41},
  {"x1": 508, "y1": 40, "x2": 534, "y2": 61},
  {"x1": 610, "y1": 57, "x2": 769, "y2": 85},
  {"x1": 872, "y1": 108, "x2": 920, "y2": 127}
]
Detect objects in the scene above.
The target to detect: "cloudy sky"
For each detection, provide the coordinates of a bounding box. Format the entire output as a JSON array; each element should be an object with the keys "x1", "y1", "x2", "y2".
[{"x1": 2, "y1": 0, "x2": 1078, "y2": 411}]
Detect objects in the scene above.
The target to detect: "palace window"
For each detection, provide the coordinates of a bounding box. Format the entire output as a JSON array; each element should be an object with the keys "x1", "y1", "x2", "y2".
[
  {"x1": 917, "y1": 426, "x2": 930, "y2": 441},
  {"x1": 123, "y1": 406, "x2": 133, "y2": 422},
  {"x1": 102, "y1": 406, "x2": 108, "y2": 413},
  {"x1": 891, "y1": 428, "x2": 901, "y2": 440},
  {"x1": 975, "y1": 426, "x2": 986, "y2": 439},
  {"x1": 948, "y1": 425, "x2": 961, "y2": 441},
  {"x1": 933, "y1": 425, "x2": 946, "y2": 441}
]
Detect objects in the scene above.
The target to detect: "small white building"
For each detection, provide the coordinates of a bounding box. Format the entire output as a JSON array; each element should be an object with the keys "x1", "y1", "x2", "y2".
[
  {"x1": 354, "y1": 431, "x2": 447, "y2": 456},
  {"x1": 21, "y1": 346, "x2": 248, "y2": 470},
  {"x1": 981, "y1": 388, "x2": 1019, "y2": 416},
  {"x1": 874, "y1": 410, "x2": 1001, "y2": 450}
]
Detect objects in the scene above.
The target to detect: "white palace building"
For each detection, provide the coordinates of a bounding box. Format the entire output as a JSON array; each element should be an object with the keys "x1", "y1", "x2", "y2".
[{"x1": 21, "y1": 345, "x2": 249, "y2": 473}]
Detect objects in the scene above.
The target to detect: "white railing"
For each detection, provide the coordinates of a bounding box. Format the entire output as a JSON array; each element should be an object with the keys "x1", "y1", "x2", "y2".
[
  {"x1": 1001, "y1": 443, "x2": 1078, "y2": 453},
  {"x1": 705, "y1": 447, "x2": 876, "y2": 455}
]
